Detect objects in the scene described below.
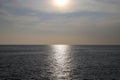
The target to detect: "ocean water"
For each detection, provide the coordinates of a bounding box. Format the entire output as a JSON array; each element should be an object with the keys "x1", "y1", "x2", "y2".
[{"x1": 0, "y1": 45, "x2": 120, "y2": 80}]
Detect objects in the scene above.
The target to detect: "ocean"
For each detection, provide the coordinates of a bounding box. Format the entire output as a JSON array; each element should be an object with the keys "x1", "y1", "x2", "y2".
[{"x1": 0, "y1": 45, "x2": 120, "y2": 80}]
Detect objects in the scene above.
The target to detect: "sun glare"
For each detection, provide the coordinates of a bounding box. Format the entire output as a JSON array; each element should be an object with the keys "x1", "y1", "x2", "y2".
[{"x1": 53, "y1": 0, "x2": 69, "y2": 8}]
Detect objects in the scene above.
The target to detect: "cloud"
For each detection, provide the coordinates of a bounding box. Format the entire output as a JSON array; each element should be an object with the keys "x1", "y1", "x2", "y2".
[
  {"x1": 3, "y1": 0, "x2": 120, "y2": 13},
  {"x1": 0, "y1": 0, "x2": 120, "y2": 44}
]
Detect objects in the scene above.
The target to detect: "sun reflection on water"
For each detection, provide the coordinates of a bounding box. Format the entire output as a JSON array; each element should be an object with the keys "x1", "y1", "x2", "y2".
[{"x1": 51, "y1": 45, "x2": 71, "y2": 80}]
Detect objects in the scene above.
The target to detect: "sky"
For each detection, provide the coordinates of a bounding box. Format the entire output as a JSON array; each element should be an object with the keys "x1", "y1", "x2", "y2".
[{"x1": 0, "y1": 0, "x2": 120, "y2": 45}]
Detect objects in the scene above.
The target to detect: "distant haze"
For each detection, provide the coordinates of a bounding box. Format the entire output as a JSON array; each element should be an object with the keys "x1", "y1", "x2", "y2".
[{"x1": 0, "y1": 0, "x2": 120, "y2": 45}]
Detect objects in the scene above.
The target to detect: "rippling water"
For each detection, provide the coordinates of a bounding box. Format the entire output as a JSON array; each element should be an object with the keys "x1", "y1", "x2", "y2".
[{"x1": 0, "y1": 45, "x2": 120, "y2": 80}]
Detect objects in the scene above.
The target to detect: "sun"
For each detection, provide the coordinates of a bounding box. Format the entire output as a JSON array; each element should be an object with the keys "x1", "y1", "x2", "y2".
[{"x1": 53, "y1": 0, "x2": 69, "y2": 8}]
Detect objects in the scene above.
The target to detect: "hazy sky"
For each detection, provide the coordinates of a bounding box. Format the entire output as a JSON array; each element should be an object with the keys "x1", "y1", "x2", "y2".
[{"x1": 0, "y1": 0, "x2": 120, "y2": 45}]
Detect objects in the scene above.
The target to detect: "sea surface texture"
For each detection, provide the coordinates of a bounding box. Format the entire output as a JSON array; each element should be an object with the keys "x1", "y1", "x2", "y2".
[{"x1": 0, "y1": 45, "x2": 120, "y2": 80}]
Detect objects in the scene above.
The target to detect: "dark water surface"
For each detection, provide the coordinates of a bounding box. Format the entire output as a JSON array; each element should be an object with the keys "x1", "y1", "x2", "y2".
[{"x1": 0, "y1": 45, "x2": 120, "y2": 80}]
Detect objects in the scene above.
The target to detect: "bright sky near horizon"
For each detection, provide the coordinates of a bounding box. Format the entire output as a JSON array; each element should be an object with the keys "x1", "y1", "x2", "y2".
[{"x1": 0, "y1": 0, "x2": 120, "y2": 45}]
